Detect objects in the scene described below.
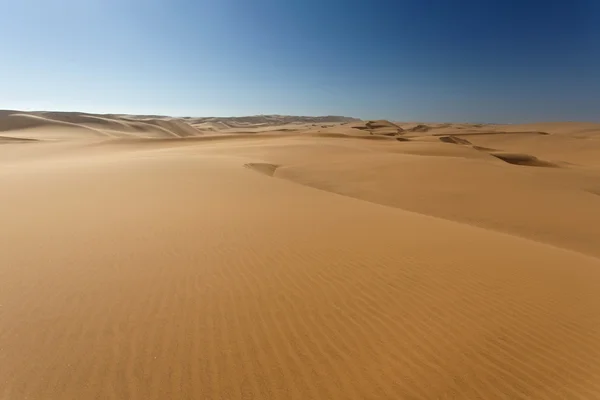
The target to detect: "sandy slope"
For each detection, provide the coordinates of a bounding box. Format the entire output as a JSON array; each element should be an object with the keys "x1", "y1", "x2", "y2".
[{"x1": 1, "y1": 112, "x2": 600, "y2": 399}]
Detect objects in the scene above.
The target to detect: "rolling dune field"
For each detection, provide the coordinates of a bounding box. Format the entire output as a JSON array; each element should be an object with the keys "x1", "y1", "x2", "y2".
[{"x1": 1, "y1": 111, "x2": 600, "y2": 399}]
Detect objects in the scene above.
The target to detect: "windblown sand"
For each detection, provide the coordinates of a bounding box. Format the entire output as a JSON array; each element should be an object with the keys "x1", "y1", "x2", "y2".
[{"x1": 1, "y1": 111, "x2": 600, "y2": 399}]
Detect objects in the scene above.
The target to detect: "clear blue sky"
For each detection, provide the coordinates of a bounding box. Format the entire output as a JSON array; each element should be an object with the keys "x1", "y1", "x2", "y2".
[{"x1": 1, "y1": 0, "x2": 598, "y2": 122}]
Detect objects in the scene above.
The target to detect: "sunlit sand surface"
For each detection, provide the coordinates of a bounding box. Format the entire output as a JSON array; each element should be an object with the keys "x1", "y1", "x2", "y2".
[{"x1": 2, "y1": 111, "x2": 600, "y2": 399}]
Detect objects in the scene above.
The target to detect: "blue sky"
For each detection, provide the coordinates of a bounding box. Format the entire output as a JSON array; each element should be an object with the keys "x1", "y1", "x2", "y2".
[{"x1": 0, "y1": 0, "x2": 598, "y2": 122}]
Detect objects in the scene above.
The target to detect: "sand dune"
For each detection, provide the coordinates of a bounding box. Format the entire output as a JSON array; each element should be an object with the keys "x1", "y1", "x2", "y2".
[
  {"x1": 351, "y1": 120, "x2": 405, "y2": 136},
  {"x1": 0, "y1": 111, "x2": 200, "y2": 140},
  {"x1": 1, "y1": 111, "x2": 600, "y2": 399},
  {"x1": 0, "y1": 113, "x2": 110, "y2": 137},
  {"x1": 488, "y1": 152, "x2": 559, "y2": 167},
  {"x1": 0, "y1": 111, "x2": 358, "y2": 141}
]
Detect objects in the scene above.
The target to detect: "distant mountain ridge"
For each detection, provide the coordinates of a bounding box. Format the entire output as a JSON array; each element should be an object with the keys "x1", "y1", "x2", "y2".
[
  {"x1": 183, "y1": 115, "x2": 360, "y2": 126},
  {"x1": 0, "y1": 110, "x2": 359, "y2": 124}
]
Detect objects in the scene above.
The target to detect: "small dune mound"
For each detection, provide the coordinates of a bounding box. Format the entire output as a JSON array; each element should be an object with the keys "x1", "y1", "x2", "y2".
[
  {"x1": 407, "y1": 124, "x2": 431, "y2": 132},
  {"x1": 351, "y1": 120, "x2": 405, "y2": 136},
  {"x1": 439, "y1": 135, "x2": 472, "y2": 145},
  {"x1": 244, "y1": 163, "x2": 280, "y2": 176},
  {"x1": 472, "y1": 145, "x2": 498, "y2": 152},
  {"x1": 490, "y1": 152, "x2": 558, "y2": 167},
  {"x1": 366, "y1": 120, "x2": 400, "y2": 130}
]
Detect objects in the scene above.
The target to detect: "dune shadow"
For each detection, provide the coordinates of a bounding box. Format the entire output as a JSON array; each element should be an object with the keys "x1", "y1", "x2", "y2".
[
  {"x1": 244, "y1": 163, "x2": 280, "y2": 177},
  {"x1": 489, "y1": 152, "x2": 559, "y2": 168}
]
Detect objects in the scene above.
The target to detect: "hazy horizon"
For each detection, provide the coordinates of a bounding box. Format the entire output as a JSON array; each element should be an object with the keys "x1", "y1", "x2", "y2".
[
  {"x1": 2, "y1": 108, "x2": 594, "y2": 126},
  {"x1": 1, "y1": 0, "x2": 599, "y2": 123}
]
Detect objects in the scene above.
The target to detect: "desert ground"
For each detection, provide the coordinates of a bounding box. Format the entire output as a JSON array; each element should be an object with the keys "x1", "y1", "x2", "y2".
[{"x1": 1, "y1": 110, "x2": 600, "y2": 399}]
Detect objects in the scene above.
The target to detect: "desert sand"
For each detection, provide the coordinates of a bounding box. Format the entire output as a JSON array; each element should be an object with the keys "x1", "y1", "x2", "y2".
[{"x1": 1, "y1": 110, "x2": 600, "y2": 399}]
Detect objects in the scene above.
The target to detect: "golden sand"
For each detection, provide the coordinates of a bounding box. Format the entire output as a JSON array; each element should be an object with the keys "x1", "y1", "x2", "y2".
[{"x1": 1, "y1": 111, "x2": 599, "y2": 399}]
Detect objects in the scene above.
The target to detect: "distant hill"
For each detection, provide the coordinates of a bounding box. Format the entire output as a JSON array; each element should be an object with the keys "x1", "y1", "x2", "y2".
[
  {"x1": 0, "y1": 110, "x2": 360, "y2": 140},
  {"x1": 183, "y1": 115, "x2": 360, "y2": 126}
]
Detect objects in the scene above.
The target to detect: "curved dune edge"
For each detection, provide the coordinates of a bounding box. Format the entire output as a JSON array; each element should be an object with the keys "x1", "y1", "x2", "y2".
[
  {"x1": 436, "y1": 135, "x2": 560, "y2": 167},
  {"x1": 0, "y1": 135, "x2": 38, "y2": 143},
  {"x1": 229, "y1": 131, "x2": 600, "y2": 257},
  {"x1": 489, "y1": 152, "x2": 559, "y2": 167},
  {"x1": 0, "y1": 112, "x2": 204, "y2": 140},
  {"x1": 244, "y1": 163, "x2": 280, "y2": 176},
  {"x1": 0, "y1": 114, "x2": 112, "y2": 137},
  {"x1": 244, "y1": 160, "x2": 586, "y2": 257}
]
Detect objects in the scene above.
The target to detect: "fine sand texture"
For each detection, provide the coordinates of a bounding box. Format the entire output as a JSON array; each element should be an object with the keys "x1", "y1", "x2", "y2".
[{"x1": 1, "y1": 111, "x2": 600, "y2": 399}]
